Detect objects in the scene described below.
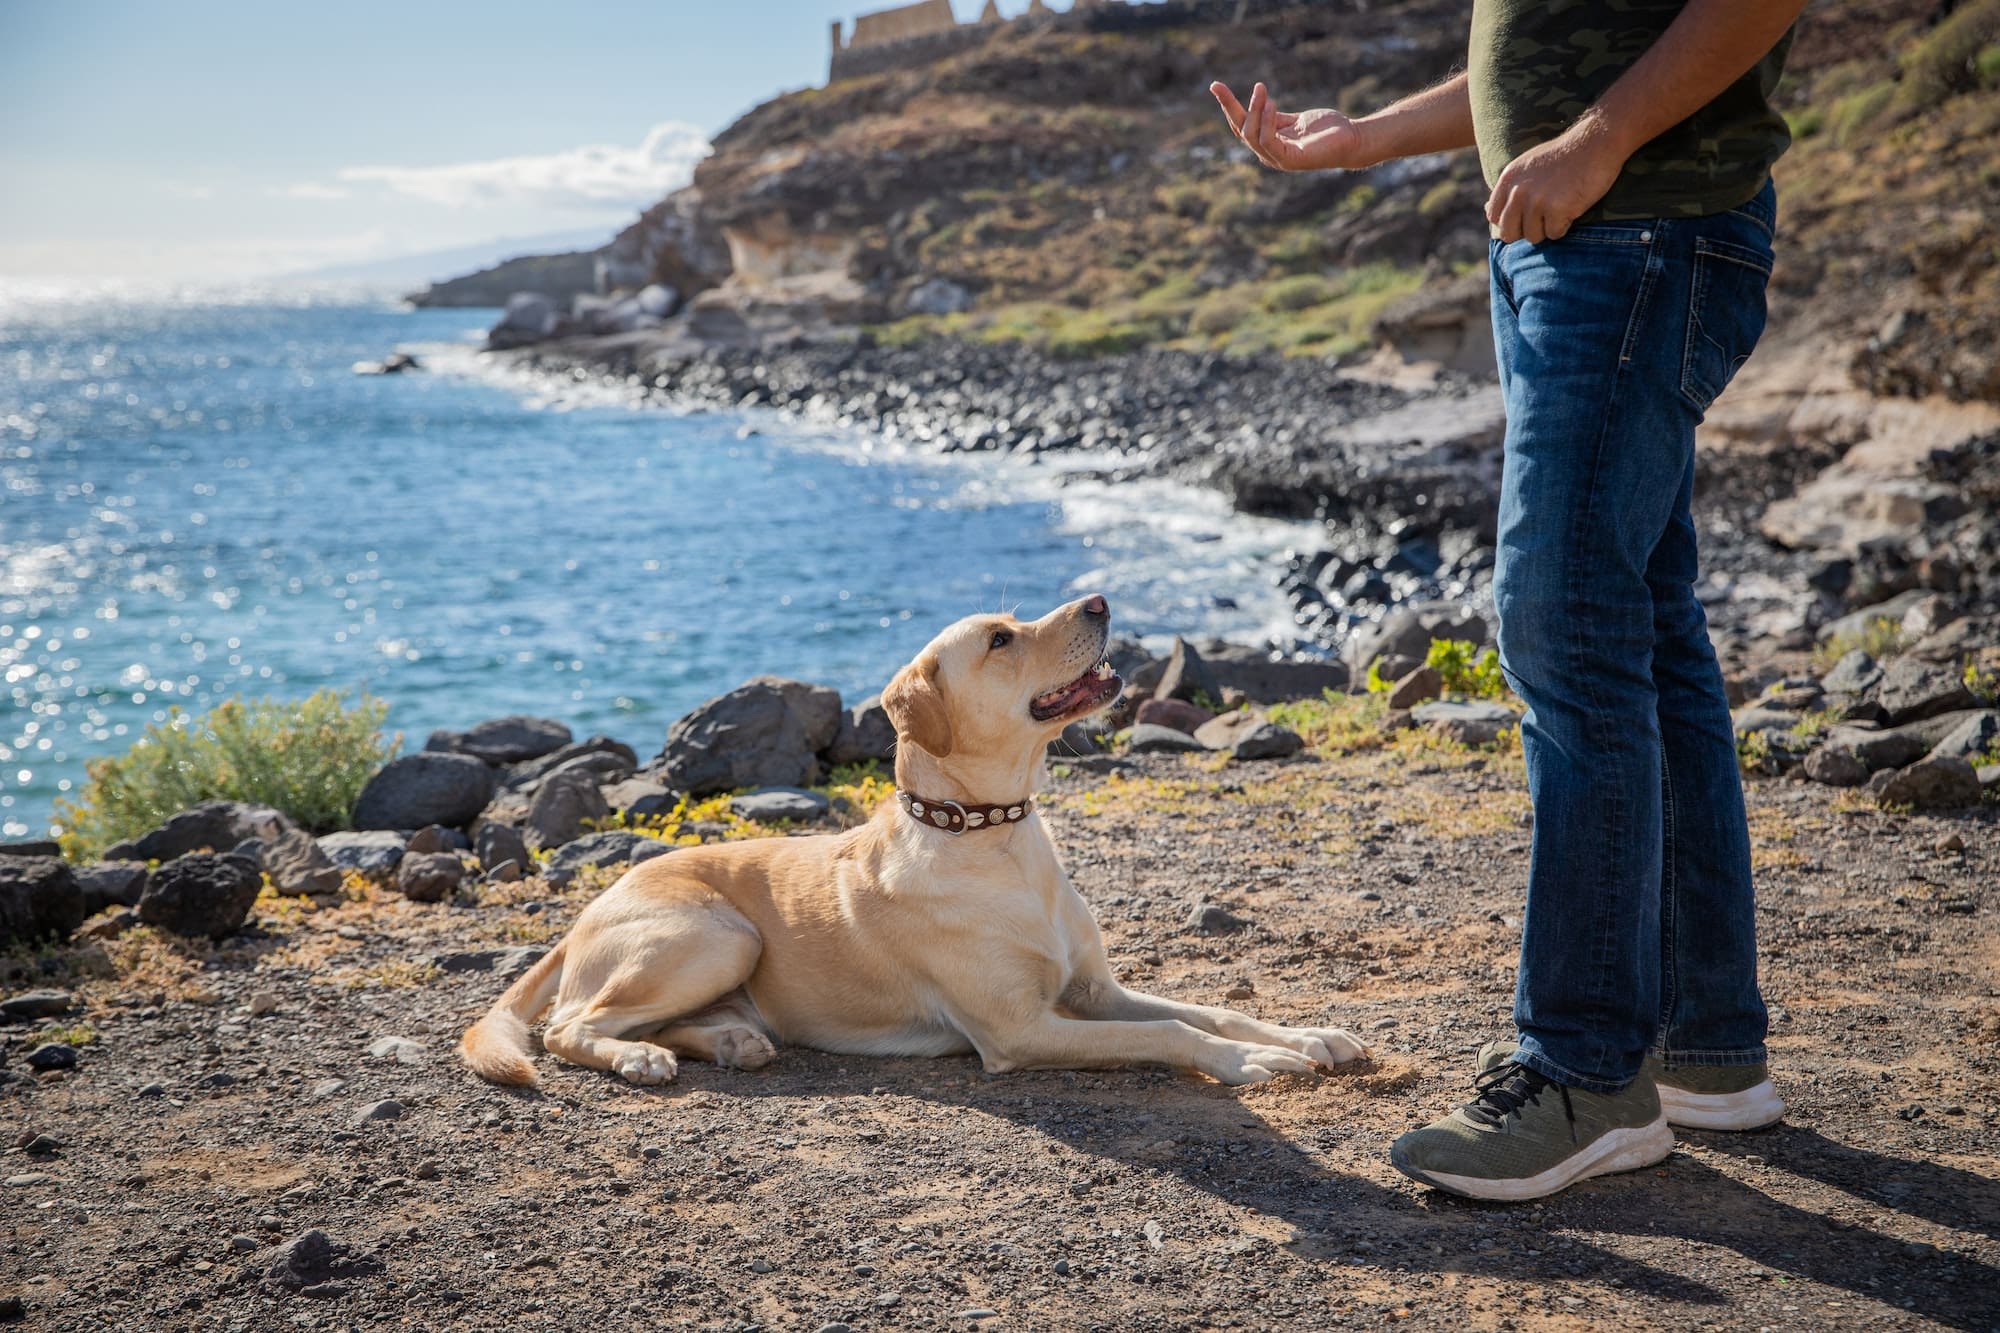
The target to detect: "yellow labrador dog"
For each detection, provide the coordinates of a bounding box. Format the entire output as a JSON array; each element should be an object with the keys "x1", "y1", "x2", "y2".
[{"x1": 461, "y1": 595, "x2": 1363, "y2": 1087}]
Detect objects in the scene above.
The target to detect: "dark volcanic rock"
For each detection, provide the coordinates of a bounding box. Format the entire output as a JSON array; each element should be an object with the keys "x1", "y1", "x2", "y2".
[
  {"x1": 1413, "y1": 700, "x2": 1520, "y2": 746},
  {"x1": 1802, "y1": 746, "x2": 1870, "y2": 787},
  {"x1": 1196, "y1": 642, "x2": 1350, "y2": 702},
  {"x1": 395, "y1": 852, "x2": 465, "y2": 904},
  {"x1": 1926, "y1": 711, "x2": 1998, "y2": 763},
  {"x1": 75, "y1": 861, "x2": 148, "y2": 914},
  {"x1": 0, "y1": 857, "x2": 86, "y2": 945},
  {"x1": 1877, "y1": 658, "x2": 1979, "y2": 725},
  {"x1": 1876, "y1": 757, "x2": 1983, "y2": 811},
  {"x1": 502, "y1": 735, "x2": 641, "y2": 791},
  {"x1": 1818, "y1": 649, "x2": 1884, "y2": 698},
  {"x1": 350, "y1": 753, "x2": 496, "y2": 831},
  {"x1": 262, "y1": 1229, "x2": 384, "y2": 1296},
  {"x1": 405, "y1": 824, "x2": 469, "y2": 855},
  {"x1": 1344, "y1": 603, "x2": 1488, "y2": 679},
  {"x1": 730, "y1": 787, "x2": 830, "y2": 823},
  {"x1": 136, "y1": 853, "x2": 263, "y2": 939},
  {"x1": 424, "y1": 715, "x2": 573, "y2": 765},
  {"x1": 261, "y1": 829, "x2": 344, "y2": 898},
  {"x1": 474, "y1": 824, "x2": 530, "y2": 875},
  {"x1": 657, "y1": 676, "x2": 842, "y2": 795},
  {"x1": 0, "y1": 839, "x2": 62, "y2": 859},
  {"x1": 0, "y1": 989, "x2": 75, "y2": 1021},
  {"x1": 1185, "y1": 900, "x2": 1250, "y2": 935},
  {"x1": 1153, "y1": 637, "x2": 1221, "y2": 705},
  {"x1": 104, "y1": 800, "x2": 294, "y2": 863},
  {"x1": 433, "y1": 945, "x2": 548, "y2": 976},
  {"x1": 543, "y1": 831, "x2": 674, "y2": 886},
  {"x1": 1128, "y1": 723, "x2": 1207, "y2": 754},
  {"x1": 524, "y1": 769, "x2": 610, "y2": 851},
  {"x1": 1136, "y1": 698, "x2": 1216, "y2": 734},
  {"x1": 825, "y1": 694, "x2": 897, "y2": 766},
  {"x1": 26, "y1": 1043, "x2": 79, "y2": 1071},
  {"x1": 1194, "y1": 713, "x2": 1305, "y2": 761},
  {"x1": 600, "y1": 778, "x2": 677, "y2": 819},
  {"x1": 317, "y1": 831, "x2": 407, "y2": 877}
]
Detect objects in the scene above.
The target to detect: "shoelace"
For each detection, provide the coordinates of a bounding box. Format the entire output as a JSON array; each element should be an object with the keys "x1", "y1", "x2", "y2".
[{"x1": 1465, "y1": 1063, "x2": 1579, "y2": 1143}]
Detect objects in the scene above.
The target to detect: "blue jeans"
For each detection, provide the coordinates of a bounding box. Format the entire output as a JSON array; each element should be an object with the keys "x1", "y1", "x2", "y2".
[{"x1": 1489, "y1": 180, "x2": 1776, "y2": 1094}]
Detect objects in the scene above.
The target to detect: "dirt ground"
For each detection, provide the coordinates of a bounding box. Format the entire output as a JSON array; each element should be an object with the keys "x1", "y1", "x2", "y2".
[{"x1": 5, "y1": 738, "x2": 1997, "y2": 1332}]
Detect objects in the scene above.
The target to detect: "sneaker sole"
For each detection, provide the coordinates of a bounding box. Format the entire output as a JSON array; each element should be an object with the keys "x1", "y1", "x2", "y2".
[
  {"x1": 1657, "y1": 1079, "x2": 1785, "y2": 1132},
  {"x1": 1391, "y1": 1113, "x2": 1675, "y2": 1203}
]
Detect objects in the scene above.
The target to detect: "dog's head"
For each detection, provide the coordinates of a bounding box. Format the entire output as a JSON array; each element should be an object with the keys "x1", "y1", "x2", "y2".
[{"x1": 882, "y1": 595, "x2": 1121, "y2": 792}]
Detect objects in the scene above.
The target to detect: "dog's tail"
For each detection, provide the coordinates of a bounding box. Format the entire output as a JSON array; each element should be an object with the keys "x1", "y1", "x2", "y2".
[{"x1": 458, "y1": 938, "x2": 567, "y2": 1086}]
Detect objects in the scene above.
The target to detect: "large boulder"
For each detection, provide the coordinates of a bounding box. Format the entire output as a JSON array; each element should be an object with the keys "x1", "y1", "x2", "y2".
[
  {"x1": 137, "y1": 853, "x2": 263, "y2": 939},
  {"x1": 1876, "y1": 658, "x2": 1979, "y2": 725},
  {"x1": 349, "y1": 753, "x2": 496, "y2": 831},
  {"x1": 0, "y1": 857, "x2": 87, "y2": 945},
  {"x1": 1876, "y1": 757, "x2": 1983, "y2": 811},
  {"x1": 261, "y1": 829, "x2": 344, "y2": 899},
  {"x1": 75, "y1": 861, "x2": 148, "y2": 914},
  {"x1": 317, "y1": 831, "x2": 407, "y2": 878},
  {"x1": 1817, "y1": 710, "x2": 1990, "y2": 772},
  {"x1": 542, "y1": 831, "x2": 673, "y2": 887},
  {"x1": 486, "y1": 292, "x2": 560, "y2": 350},
  {"x1": 1194, "y1": 711, "x2": 1304, "y2": 760},
  {"x1": 1801, "y1": 747, "x2": 1870, "y2": 787},
  {"x1": 824, "y1": 695, "x2": 896, "y2": 767},
  {"x1": 524, "y1": 768, "x2": 610, "y2": 851},
  {"x1": 1197, "y1": 641, "x2": 1349, "y2": 702},
  {"x1": 424, "y1": 715, "x2": 572, "y2": 765},
  {"x1": 656, "y1": 677, "x2": 842, "y2": 795},
  {"x1": 104, "y1": 800, "x2": 294, "y2": 863},
  {"x1": 1927, "y1": 711, "x2": 1999, "y2": 764},
  {"x1": 1343, "y1": 603, "x2": 1489, "y2": 682},
  {"x1": 1152, "y1": 637, "x2": 1221, "y2": 706},
  {"x1": 501, "y1": 736, "x2": 640, "y2": 791}
]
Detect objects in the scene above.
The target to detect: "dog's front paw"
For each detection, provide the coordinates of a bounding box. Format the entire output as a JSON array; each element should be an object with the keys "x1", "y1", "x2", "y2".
[
  {"x1": 1201, "y1": 1041, "x2": 1317, "y2": 1085},
  {"x1": 1290, "y1": 1027, "x2": 1368, "y2": 1068},
  {"x1": 614, "y1": 1044, "x2": 679, "y2": 1086}
]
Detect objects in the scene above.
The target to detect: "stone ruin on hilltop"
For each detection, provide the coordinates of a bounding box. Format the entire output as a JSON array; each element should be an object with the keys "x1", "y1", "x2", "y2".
[{"x1": 828, "y1": 0, "x2": 1316, "y2": 83}]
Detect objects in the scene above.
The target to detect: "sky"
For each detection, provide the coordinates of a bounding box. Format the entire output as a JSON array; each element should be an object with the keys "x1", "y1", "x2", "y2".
[{"x1": 0, "y1": 0, "x2": 1089, "y2": 283}]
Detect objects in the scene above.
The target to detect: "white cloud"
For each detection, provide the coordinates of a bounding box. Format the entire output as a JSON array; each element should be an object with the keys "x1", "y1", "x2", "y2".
[
  {"x1": 271, "y1": 182, "x2": 351, "y2": 201},
  {"x1": 333, "y1": 122, "x2": 709, "y2": 213}
]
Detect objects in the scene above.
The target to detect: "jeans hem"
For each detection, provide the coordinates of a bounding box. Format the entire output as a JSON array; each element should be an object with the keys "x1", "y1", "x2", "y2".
[
  {"x1": 1509, "y1": 1049, "x2": 1633, "y2": 1096},
  {"x1": 1653, "y1": 1047, "x2": 1768, "y2": 1067}
]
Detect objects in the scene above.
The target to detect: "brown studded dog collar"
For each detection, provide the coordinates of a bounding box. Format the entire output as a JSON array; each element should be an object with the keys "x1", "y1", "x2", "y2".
[{"x1": 896, "y1": 790, "x2": 1033, "y2": 834}]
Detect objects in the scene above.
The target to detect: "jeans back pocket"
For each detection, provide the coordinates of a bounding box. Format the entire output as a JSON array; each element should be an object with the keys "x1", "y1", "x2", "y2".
[{"x1": 1681, "y1": 236, "x2": 1773, "y2": 414}]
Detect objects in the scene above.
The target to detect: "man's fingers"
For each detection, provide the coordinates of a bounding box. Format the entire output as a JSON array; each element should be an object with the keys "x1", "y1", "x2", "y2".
[
  {"x1": 1544, "y1": 210, "x2": 1573, "y2": 241},
  {"x1": 1210, "y1": 82, "x2": 1247, "y2": 134},
  {"x1": 1492, "y1": 185, "x2": 1527, "y2": 243}
]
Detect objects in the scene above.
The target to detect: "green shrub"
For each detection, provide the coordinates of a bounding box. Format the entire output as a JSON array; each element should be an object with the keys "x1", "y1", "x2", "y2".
[
  {"x1": 1785, "y1": 105, "x2": 1824, "y2": 140},
  {"x1": 1899, "y1": 0, "x2": 2000, "y2": 110},
  {"x1": 1189, "y1": 288, "x2": 1254, "y2": 335},
  {"x1": 57, "y1": 690, "x2": 397, "y2": 858},
  {"x1": 1417, "y1": 179, "x2": 1460, "y2": 215},
  {"x1": 1263, "y1": 274, "x2": 1336, "y2": 312},
  {"x1": 1427, "y1": 639, "x2": 1509, "y2": 700},
  {"x1": 1978, "y1": 43, "x2": 2000, "y2": 86},
  {"x1": 1812, "y1": 616, "x2": 1907, "y2": 669},
  {"x1": 1831, "y1": 80, "x2": 1897, "y2": 146}
]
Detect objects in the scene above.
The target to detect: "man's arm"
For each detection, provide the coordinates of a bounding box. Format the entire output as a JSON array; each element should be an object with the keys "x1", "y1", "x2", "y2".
[
  {"x1": 1210, "y1": 73, "x2": 1472, "y2": 174},
  {"x1": 1487, "y1": 0, "x2": 1807, "y2": 242}
]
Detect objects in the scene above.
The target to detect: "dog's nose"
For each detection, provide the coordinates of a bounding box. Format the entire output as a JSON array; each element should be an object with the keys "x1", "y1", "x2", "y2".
[{"x1": 1080, "y1": 594, "x2": 1109, "y2": 618}]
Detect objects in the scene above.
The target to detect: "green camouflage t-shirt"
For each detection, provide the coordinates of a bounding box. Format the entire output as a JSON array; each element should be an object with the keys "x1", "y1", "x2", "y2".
[{"x1": 1469, "y1": 0, "x2": 1794, "y2": 222}]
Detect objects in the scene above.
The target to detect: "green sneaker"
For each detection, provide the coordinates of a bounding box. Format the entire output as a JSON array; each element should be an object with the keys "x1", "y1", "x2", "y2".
[
  {"x1": 1391, "y1": 1057, "x2": 1673, "y2": 1202},
  {"x1": 1476, "y1": 1040, "x2": 1784, "y2": 1132}
]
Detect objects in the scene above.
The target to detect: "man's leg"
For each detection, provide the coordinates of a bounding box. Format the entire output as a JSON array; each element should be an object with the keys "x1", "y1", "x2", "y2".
[{"x1": 1392, "y1": 225, "x2": 1691, "y2": 1200}]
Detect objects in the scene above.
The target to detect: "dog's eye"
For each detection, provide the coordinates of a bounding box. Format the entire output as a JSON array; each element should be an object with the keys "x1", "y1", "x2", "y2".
[{"x1": 988, "y1": 629, "x2": 1013, "y2": 651}]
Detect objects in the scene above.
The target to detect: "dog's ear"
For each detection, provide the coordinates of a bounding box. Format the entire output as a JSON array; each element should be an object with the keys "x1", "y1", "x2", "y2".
[{"x1": 883, "y1": 652, "x2": 954, "y2": 758}]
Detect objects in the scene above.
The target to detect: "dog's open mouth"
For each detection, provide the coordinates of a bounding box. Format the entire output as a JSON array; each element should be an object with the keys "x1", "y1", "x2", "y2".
[{"x1": 1030, "y1": 659, "x2": 1122, "y2": 722}]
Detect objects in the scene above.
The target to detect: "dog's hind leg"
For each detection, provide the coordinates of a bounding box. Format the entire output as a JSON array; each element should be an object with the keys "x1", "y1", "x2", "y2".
[
  {"x1": 652, "y1": 991, "x2": 778, "y2": 1071},
  {"x1": 541, "y1": 893, "x2": 760, "y2": 1086}
]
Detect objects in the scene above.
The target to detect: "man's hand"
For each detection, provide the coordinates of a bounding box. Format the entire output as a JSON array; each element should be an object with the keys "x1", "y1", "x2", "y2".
[
  {"x1": 1210, "y1": 81, "x2": 1373, "y2": 173},
  {"x1": 1484, "y1": 112, "x2": 1630, "y2": 243}
]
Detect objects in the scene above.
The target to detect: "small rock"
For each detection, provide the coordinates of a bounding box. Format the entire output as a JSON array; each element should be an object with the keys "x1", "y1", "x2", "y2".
[
  {"x1": 542, "y1": 831, "x2": 673, "y2": 887},
  {"x1": 262, "y1": 1228, "x2": 383, "y2": 1294},
  {"x1": 198, "y1": 1071, "x2": 239, "y2": 1088},
  {"x1": 1801, "y1": 746, "x2": 1870, "y2": 788},
  {"x1": 524, "y1": 768, "x2": 610, "y2": 850},
  {"x1": 1386, "y1": 664, "x2": 1444, "y2": 710},
  {"x1": 355, "y1": 1099, "x2": 403, "y2": 1124},
  {"x1": 247, "y1": 991, "x2": 279, "y2": 1017},
  {"x1": 23, "y1": 1133, "x2": 61, "y2": 1154},
  {"x1": 26, "y1": 1044, "x2": 79, "y2": 1071},
  {"x1": 75, "y1": 861, "x2": 148, "y2": 914},
  {"x1": 0, "y1": 989, "x2": 75, "y2": 1021},
  {"x1": 1371, "y1": 1017, "x2": 1399, "y2": 1030},
  {"x1": 137, "y1": 852, "x2": 264, "y2": 939},
  {"x1": 1413, "y1": 700, "x2": 1521, "y2": 746},
  {"x1": 432, "y1": 946, "x2": 548, "y2": 977},
  {"x1": 1152, "y1": 636, "x2": 1220, "y2": 706},
  {"x1": 1877, "y1": 757, "x2": 1983, "y2": 811},
  {"x1": 474, "y1": 823, "x2": 530, "y2": 875},
  {"x1": 405, "y1": 824, "x2": 468, "y2": 855},
  {"x1": 1135, "y1": 697, "x2": 1216, "y2": 734},
  {"x1": 136, "y1": 1082, "x2": 165, "y2": 1098},
  {"x1": 1818, "y1": 649, "x2": 1883, "y2": 698},
  {"x1": 6, "y1": 1173, "x2": 52, "y2": 1186},
  {"x1": 1926, "y1": 710, "x2": 1998, "y2": 764},
  {"x1": 1128, "y1": 723, "x2": 1207, "y2": 754},
  {"x1": 1936, "y1": 832, "x2": 1966, "y2": 854},
  {"x1": 412, "y1": 1160, "x2": 440, "y2": 1181},
  {"x1": 0, "y1": 1295, "x2": 23, "y2": 1321},
  {"x1": 75, "y1": 908, "x2": 138, "y2": 941},
  {"x1": 599, "y1": 778, "x2": 677, "y2": 820},
  {"x1": 395, "y1": 852, "x2": 464, "y2": 904},
  {"x1": 730, "y1": 787, "x2": 830, "y2": 824},
  {"x1": 367, "y1": 1036, "x2": 425, "y2": 1065},
  {"x1": 260, "y1": 829, "x2": 345, "y2": 899},
  {"x1": 748, "y1": 1258, "x2": 776, "y2": 1274},
  {"x1": 1185, "y1": 901, "x2": 1249, "y2": 935},
  {"x1": 230, "y1": 1234, "x2": 260, "y2": 1253},
  {"x1": 485, "y1": 858, "x2": 523, "y2": 883}
]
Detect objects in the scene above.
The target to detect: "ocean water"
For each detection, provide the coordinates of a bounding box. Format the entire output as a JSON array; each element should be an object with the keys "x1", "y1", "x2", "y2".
[{"x1": 0, "y1": 288, "x2": 1313, "y2": 838}]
